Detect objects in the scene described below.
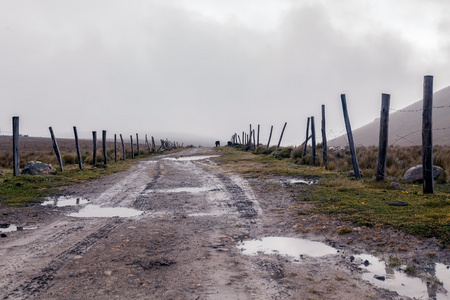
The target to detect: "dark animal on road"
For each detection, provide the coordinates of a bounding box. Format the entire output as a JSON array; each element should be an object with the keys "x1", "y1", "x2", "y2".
[{"x1": 215, "y1": 141, "x2": 220, "y2": 147}]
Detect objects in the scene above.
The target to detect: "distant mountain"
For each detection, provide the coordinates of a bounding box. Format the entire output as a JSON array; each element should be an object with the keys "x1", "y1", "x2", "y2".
[{"x1": 329, "y1": 86, "x2": 450, "y2": 146}]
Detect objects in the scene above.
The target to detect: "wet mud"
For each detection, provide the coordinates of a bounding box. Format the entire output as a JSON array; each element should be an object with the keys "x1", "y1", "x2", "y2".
[{"x1": 0, "y1": 147, "x2": 448, "y2": 299}]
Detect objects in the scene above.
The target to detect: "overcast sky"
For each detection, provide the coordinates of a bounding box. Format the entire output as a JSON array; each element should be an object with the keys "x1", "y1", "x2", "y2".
[{"x1": 1, "y1": 0, "x2": 449, "y2": 146}]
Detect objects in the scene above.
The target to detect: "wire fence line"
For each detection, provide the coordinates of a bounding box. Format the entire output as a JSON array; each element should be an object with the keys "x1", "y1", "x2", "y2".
[
  {"x1": 392, "y1": 127, "x2": 450, "y2": 145},
  {"x1": 389, "y1": 104, "x2": 450, "y2": 113}
]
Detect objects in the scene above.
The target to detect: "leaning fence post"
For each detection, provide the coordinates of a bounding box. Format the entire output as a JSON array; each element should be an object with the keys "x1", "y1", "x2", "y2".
[
  {"x1": 151, "y1": 136, "x2": 156, "y2": 152},
  {"x1": 92, "y1": 131, "x2": 97, "y2": 165},
  {"x1": 303, "y1": 117, "x2": 310, "y2": 157},
  {"x1": 341, "y1": 94, "x2": 361, "y2": 179},
  {"x1": 311, "y1": 117, "x2": 316, "y2": 166},
  {"x1": 145, "y1": 134, "x2": 151, "y2": 153},
  {"x1": 376, "y1": 94, "x2": 390, "y2": 181},
  {"x1": 102, "y1": 130, "x2": 107, "y2": 165},
  {"x1": 49, "y1": 126, "x2": 64, "y2": 171},
  {"x1": 73, "y1": 126, "x2": 83, "y2": 169},
  {"x1": 266, "y1": 125, "x2": 273, "y2": 149},
  {"x1": 422, "y1": 75, "x2": 434, "y2": 194},
  {"x1": 277, "y1": 122, "x2": 287, "y2": 150},
  {"x1": 12, "y1": 116, "x2": 20, "y2": 176},
  {"x1": 248, "y1": 124, "x2": 252, "y2": 147},
  {"x1": 114, "y1": 134, "x2": 117, "y2": 163},
  {"x1": 321, "y1": 105, "x2": 328, "y2": 170},
  {"x1": 120, "y1": 134, "x2": 125, "y2": 160},
  {"x1": 130, "y1": 135, "x2": 134, "y2": 159}
]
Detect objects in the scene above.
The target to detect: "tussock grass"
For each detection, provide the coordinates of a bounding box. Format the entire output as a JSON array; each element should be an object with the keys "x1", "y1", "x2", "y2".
[
  {"x1": 0, "y1": 146, "x2": 179, "y2": 206},
  {"x1": 0, "y1": 162, "x2": 131, "y2": 206},
  {"x1": 0, "y1": 136, "x2": 157, "y2": 169},
  {"x1": 217, "y1": 147, "x2": 450, "y2": 247}
]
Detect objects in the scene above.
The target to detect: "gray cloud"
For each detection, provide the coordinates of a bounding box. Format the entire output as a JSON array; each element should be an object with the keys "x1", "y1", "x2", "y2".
[{"x1": 1, "y1": 1, "x2": 449, "y2": 146}]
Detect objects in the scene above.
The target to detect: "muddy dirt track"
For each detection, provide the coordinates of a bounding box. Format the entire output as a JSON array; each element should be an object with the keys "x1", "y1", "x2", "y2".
[{"x1": 1, "y1": 148, "x2": 449, "y2": 299}]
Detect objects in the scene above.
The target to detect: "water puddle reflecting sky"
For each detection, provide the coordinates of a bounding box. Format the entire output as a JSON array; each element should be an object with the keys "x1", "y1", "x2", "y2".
[
  {"x1": 289, "y1": 179, "x2": 316, "y2": 185},
  {"x1": 68, "y1": 205, "x2": 143, "y2": 218},
  {"x1": 42, "y1": 196, "x2": 90, "y2": 207},
  {"x1": 0, "y1": 224, "x2": 37, "y2": 232},
  {"x1": 237, "y1": 237, "x2": 338, "y2": 258},
  {"x1": 356, "y1": 254, "x2": 449, "y2": 300},
  {"x1": 163, "y1": 155, "x2": 220, "y2": 161},
  {"x1": 151, "y1": 187, "x2": 215, "y2": 194}
]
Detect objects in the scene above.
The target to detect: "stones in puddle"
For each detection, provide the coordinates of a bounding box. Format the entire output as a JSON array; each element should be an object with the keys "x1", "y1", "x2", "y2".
[{"x1": 373, "y1": 275, "x2": 385, "y2": 281}]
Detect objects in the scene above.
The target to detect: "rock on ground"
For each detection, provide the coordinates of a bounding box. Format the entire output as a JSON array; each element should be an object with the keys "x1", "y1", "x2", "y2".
[
  {"x1": 403, "y1": 164, "x2": 444, "y2": 182},
  {"x1": 21, "y1": 161, "x2": 57, "y2": 175}
]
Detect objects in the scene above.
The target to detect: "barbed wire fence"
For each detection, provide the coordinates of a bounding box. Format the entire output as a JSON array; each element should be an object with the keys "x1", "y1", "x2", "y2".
[{"x1": 230, "y1": 76, "x2": 447, "y2": 193}]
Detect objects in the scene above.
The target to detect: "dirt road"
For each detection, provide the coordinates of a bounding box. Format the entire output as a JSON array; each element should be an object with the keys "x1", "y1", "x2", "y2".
[{"x1": 1, "y1": 148, "x2": 448, "y2": 299}]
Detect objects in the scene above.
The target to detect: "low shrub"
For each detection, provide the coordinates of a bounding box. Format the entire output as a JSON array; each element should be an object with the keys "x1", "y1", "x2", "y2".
[{"x1": 270, "y1": 148, "x2": 292, "y2": 159}]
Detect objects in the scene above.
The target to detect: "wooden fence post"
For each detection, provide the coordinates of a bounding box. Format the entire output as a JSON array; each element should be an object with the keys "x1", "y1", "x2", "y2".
[
  {"x1": 248, "y1": 125, "x2": 252, "y2": 147},
  {"x1": 311, "y1": 117, "x2": 316, "y2": 166},
  {"x1": 145, "y1": 134, "x2": 151, "y2": 153},
  {"x1": 422, "y1": 75, "x2": 434, "y2": 194},
  {"x1": 49, "y1": 126, "x2": 64, "y2": 171},
  {"x1": 376, "y1": 94, "x2": 390, "y2": 181},
  {"x1": 341, "y1": 94, "x2": 361, "y2": 179},
  {"x1": 252, "y1": 129, "x2": 256, "y2": 151},
  {"x1": 277, "y1": 122, "x2": 287, "y2": 150},
  {"x1": 130, "y1": 135, "x2": 134, "y2": 159},
  {"x1": 151, "y1": 136, "x2": 156, "y2": 152},
  {"x1": 114, "y1": 134, "x2": 117, "y2": 163},
  {"x1": 257, "y1": 125, "x2": 260, "y2": 149},
  {"x1": 73, "y1": 126, "x2": 83, "y2": 169},
  {"x1": 92, "y1": 131, "x2": 97, "y2": 165},
  {"x1": 321, "y1": 105, "x2": 328, "y2": 170},
  {"x1": 102, "y1": 130, "x2": 107, "y2": 165},
  {"x1": 302, "y1": 117, "x2": 310, "y2": 157},
  {"x1": 136, "y1": 133, "x2": 139, "y2": 156},
  {"x1": 120, "y1": 134, "x2": 125, "y2": 160},
  {"x1": 12, "y1": 116, "x2": 20, "y2": 176},
  {"x1": 266, "y1": 125, "x2": 273, "y2": 149}
]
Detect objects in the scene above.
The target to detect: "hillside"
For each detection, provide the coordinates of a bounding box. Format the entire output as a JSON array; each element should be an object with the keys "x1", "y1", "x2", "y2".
[{"x1": 329, "y1": 86, "x2": 450, "y2": 146}]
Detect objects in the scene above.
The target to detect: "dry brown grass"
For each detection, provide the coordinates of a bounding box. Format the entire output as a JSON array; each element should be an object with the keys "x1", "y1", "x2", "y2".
[
  {"x1": 295, "y1": 145, "x2": 450, "y2": 181},
  {"x1": 0, "y1": 136, "x2": 149, "y2": 169}
]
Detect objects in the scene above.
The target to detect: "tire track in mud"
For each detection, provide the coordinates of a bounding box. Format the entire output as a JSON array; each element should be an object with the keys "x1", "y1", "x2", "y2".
[
  {"x1": 133, "y1": 161, "x2": 162, "y2": 211},
  {"x1": 215, "y1": 173, "x2": 259, "y2": 218},
  {"x1": 4, "y1": 219, "x2": 122, "y2": 300}
]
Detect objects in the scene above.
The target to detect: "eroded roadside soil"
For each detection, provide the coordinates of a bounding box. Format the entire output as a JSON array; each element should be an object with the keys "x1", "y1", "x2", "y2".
[{"x1": 0, "y1": 147, "x2": 448, "y2": 300}]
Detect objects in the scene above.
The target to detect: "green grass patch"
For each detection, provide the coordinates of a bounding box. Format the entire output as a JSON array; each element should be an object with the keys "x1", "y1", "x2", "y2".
[
  {"x1": 217, "y1": 147, "x2": 450, "y2": 247},
  {"x1": 0, "y1": 151, "x2": 174, "y2": 207}
]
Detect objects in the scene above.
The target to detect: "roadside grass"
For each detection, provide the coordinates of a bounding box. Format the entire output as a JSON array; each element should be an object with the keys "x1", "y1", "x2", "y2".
[
  {"x1": 216, "y1": 147, "x2": 450, "y2": 247},
  {"x1": 215, "y1": 147, "x2": 335, "y2": 178},
  {"x1": 0, "y1": 151, "x2": 176, "y2": 207}
]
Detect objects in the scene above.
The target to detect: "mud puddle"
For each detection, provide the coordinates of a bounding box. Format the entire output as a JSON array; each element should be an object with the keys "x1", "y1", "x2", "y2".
[
  {"x1": 289, "y1": 178, "x2": 316, "y2": 185},
  {"x1": 163, "y1": 155, "x2": 219, "y2": 161},
  {"x1": 68, "y1": 205, "x2": 144, "y2": 218},
  {"x1": 150, "y1": 187, "x2": 218, "y2": 194},
  {"x1": 42, "y1": 196, "x2": 90, "y2": 207},
  {"x1": 0, "y1": 224, "x2": 37, "y2": 232},
  {"x1": 356, "y1": 254, "x2": 450, "y2": 299},
  {"x1": 237, "y1": 237, "x2": 338, "y2": 259}
]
